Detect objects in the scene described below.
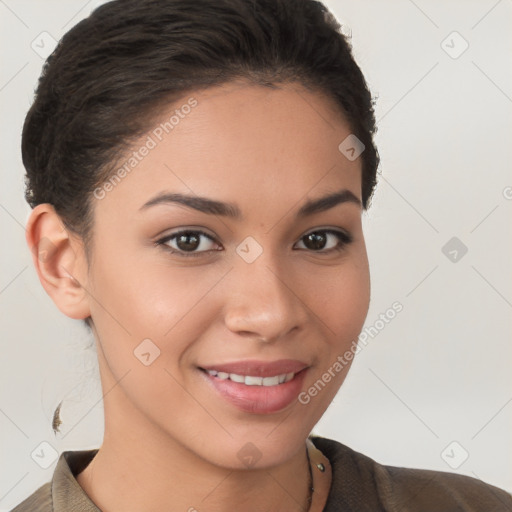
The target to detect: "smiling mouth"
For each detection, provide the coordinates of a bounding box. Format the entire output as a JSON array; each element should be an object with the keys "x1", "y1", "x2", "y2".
[
  {"x1": 201, "y1": 369, "x2": 296, "y2": 386},
  {"x1": 198, "y1": 361, "x2": 309, "y2": 414}
]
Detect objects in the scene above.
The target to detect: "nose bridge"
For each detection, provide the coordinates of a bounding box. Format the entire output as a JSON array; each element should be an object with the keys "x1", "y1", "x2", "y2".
[{"x1": 223, "y1": 245, "x2": 307, "y2": 340}]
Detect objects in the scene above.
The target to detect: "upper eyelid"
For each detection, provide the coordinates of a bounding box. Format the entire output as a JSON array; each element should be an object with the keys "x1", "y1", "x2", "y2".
[{"x1": 159, "y1": 226, "x2": 349, "y2": 239}]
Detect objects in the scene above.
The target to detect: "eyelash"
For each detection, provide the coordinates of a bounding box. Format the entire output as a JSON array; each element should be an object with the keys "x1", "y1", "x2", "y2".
[{"x1": 156, "y1": 228, "x2": 353, "y2": 258}]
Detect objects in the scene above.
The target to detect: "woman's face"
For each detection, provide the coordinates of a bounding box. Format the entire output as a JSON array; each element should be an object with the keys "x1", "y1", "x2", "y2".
[{"x1": 82, "y1": 81, "x2": 370, "y2": 468}]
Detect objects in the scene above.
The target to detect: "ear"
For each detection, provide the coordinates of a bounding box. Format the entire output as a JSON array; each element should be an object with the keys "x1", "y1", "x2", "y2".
[{"x1": 26, "y1": 204, "x2": 91, "y2": 320}]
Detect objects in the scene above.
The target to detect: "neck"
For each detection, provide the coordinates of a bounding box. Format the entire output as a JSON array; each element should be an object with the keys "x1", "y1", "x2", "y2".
[{"x1": 76, "y1": 401, "x2": 313, "y2": 512}]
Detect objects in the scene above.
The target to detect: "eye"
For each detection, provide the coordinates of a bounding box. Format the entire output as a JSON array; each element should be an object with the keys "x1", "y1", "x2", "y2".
[
  {"x1": 156, "y1": 228, "x2": 353, "y2": 258},
  {"x1": 294, "y1": 229, "x2": 353, "y2": 253},
  {"x1": 156, "y1": 229, "x2": 221, "y2": 257}
]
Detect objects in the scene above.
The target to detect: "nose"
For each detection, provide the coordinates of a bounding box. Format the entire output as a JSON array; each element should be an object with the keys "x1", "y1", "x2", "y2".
[{"x1": 223, "y1": 251, "x2": 309, "y2": 343}]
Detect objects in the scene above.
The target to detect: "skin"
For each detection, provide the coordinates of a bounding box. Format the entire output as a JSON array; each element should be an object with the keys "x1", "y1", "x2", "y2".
[{"x1": 26, "y1": 81, "x2": 371, "y2": 512}]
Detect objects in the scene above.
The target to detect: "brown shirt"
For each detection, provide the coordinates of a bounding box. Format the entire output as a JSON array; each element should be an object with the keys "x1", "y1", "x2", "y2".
[{"x1": 11, "y1": 436, "x2": 512, "y2": 511}]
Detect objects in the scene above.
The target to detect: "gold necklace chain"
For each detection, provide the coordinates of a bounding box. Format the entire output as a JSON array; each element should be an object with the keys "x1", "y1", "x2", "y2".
[{"x1": 306, "y1": 444, "x2": 314, "y2": 507}]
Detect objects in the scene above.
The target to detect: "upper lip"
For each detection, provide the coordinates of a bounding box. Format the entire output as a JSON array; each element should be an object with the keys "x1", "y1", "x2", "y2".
[{"x1": 200, "y1": 359, "x2": 308, "y2": 377}]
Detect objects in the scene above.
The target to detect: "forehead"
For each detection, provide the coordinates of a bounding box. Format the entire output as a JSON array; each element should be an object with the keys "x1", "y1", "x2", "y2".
[{"x1": 94, "y1": 81, "x2": 362, "y2": 221}]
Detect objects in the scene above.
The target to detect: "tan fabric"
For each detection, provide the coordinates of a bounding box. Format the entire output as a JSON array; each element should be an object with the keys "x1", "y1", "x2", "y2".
[
  {"x1": 11, "y1": 436, "x2": 512, "y2": 511},
  {"x1": 11, "y1": 449, "x2": 101, "y2": 512}
]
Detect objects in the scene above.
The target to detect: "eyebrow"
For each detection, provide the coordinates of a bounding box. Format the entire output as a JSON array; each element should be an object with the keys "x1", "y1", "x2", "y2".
[{"x1": 139, "y1": 188, "x2": 361, "y2": 219}]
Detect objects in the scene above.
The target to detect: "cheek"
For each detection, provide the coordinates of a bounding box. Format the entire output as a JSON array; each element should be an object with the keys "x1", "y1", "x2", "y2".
[
  {"x1": 298, "y1": 254, "x2": 370, "y2": 410},
  {"x1": 85, "y1": 256, "x2": 218, "y2": 413},
  {"x1": 89, "y1": 247, "x2": 194, "y2": 327},
  {"x1": 304, "y1": 253, "x2": 370, "y2": 346},
  {"x1": 338, "y1": 256, "x2": 370, "y2": 336},
  {"x1": 86, "y1": 251, "x2": 225, "y2": 367}
]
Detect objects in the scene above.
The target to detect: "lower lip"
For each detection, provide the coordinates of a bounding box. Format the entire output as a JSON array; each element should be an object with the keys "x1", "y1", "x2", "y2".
[{"x1": 201, "y1": 369, "x2": 308, "y2": 414}]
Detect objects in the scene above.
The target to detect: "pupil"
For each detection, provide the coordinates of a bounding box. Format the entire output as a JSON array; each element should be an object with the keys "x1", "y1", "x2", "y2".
[
  {"x1": 177, "y1": 232, "x2": 199, "y2": 251},
  {"x1": 306, "y1": 232, "x2": 326, "y2": 250}
]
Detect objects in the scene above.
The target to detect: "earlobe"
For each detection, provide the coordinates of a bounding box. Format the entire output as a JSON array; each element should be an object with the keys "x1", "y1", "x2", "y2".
[{"x1": 25, "y1": 204, "x2": 91, "y2": 320}]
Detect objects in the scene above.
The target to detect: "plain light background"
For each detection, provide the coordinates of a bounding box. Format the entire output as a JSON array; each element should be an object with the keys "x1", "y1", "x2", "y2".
[{"x1": 1, "y1": 0, "x2": 511, "y2": 509}]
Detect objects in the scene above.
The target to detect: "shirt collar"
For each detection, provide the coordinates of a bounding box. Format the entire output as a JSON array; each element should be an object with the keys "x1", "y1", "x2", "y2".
[{"x1": 52, "y1": 450, "x2": 100, "y2": 512}]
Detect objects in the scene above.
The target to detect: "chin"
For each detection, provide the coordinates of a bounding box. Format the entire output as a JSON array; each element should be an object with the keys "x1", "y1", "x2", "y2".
[{"x1": 172, "y1": 410, "x2": 321, "y2": 471}]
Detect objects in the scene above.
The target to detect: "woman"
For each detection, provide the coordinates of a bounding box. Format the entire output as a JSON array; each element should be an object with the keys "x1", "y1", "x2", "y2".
[{"x1": 12, "y1": 0, "x2": 512, "y2": 510}]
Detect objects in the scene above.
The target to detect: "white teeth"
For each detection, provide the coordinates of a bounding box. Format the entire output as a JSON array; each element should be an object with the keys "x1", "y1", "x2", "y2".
[
  {"x1": 262, "y1": 376, "x2": 280, "y2": 386},
  {"x1": 205, "y1": 369, "x2": 296, "y2": 386},
  {"x1": 245, "y1": 376, "x2": 263, "y2": 386}
]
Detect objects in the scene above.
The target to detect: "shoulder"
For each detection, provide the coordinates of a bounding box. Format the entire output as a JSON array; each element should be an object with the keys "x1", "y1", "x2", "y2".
[
  {"x1": 376, "y1": 462, "x2": 512, "y2": 510},
  {"x1": 311, "y1": 435, "x2": 512, "y2": 511},
  {"x1": 10, "y1": 448, "x2": 99, "y2": 512},
  {"x1": 10, "y1": 482, "x2": 52, "y2": 512}
]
